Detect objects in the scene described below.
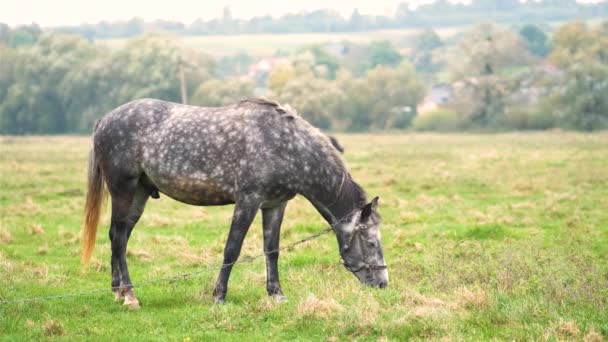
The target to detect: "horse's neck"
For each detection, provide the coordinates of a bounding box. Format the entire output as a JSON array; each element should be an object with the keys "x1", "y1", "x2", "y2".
[{"x1": 305, "y1": 174, "x2": 366, "y2": 225}]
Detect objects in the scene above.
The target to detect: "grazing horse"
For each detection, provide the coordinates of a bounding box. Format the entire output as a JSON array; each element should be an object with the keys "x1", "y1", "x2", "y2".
[{"x1": 81, "y1": 98, "x2": 388, "y2": 308}]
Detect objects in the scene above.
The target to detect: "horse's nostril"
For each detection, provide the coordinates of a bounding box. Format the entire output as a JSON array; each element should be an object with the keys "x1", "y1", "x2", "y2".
[{"x1": 378, "y1": 281, "x2": 387, "y2": 288}]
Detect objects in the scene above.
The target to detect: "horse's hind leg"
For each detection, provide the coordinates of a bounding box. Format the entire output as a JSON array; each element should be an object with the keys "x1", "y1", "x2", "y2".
[
  {"x1": 109, "y1": 181, "x2": 149, "y2": 309},
  {"x1": 262, "y1": 202, "x2": 287, "y2": 302},
  {"x1": 213, "y1": 196, "x2": 261, "y2": 304}
]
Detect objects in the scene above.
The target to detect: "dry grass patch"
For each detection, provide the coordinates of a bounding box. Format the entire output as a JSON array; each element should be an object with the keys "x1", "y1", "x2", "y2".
[
  {"x1": 31, "y1": 264, "x2": 49, "y2": 279},
  {"x1": 352, "y1": 294, "x2": 381, "y2": 326},
  {"x1": 454, "y1": 286, "x2": 491, "y2": 310},
  {"x1": 403, "y1": 289, "x2": 456, "y2": 318},
  {"x1": 127, "y1": 248, "x2": 153, "y2": 261},
  {"x1": 92, "y1": 258, "x2": 105, "y2": 272},
  {"x1": 400, "y1": 211, "x2": 421, "y2": 224},
  {"x1": 0, "y1": 254, "x2": 15, "y2": 273},
  {"x1": 255, "y1": 296, "x2": 282, "y2": 313},
  {"x1": 151, "y1": 235, "x2": 189, "y2": 246},
  {"x1": 544, "y1": 320, "x2": 581, "y2": 341},
  {"x1": 557, "y1": 320, "x2": 581, "y2": 337},
  {"x1": 58, "y1": 229, "x2": 79, "y2": 246},
  {"x1": 43, "y1": 319, "x2": 65, "y2": 337},
  {"x1": 149, "y1": 235, "x2": 216, "y2": 266},
  {"x1": 509, "y1": 201, "x2": 536, "y2": 210},
  {"x1": 169, "y1": 246, "x2": 215, "y2": 266},
  {"x1": 27, "y1": 223, "x2": 45, "y2": 235},
  {"x1": 297, "y1": 295, "x2": 343, "y2": 318},
  {"x1": 142, "y1": 213, "x2": 178, "y2": 227},
  {"x1": 584, "y1": 328, "x2": 605, "y2": 342},
  {"x1": 149, "y1": 265, "x2": 171, "y2": 278},
  {"x1": 0, "y1": 230, "x2": 12, "y2": 244},
  {"x1": 5, "y1": 197, "x2": 41, "y2": 215}
]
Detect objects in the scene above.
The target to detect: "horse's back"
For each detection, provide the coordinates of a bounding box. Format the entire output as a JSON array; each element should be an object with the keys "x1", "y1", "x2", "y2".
[{"x1": 93, "y1": 98, "x2": 345, "y2": 205}]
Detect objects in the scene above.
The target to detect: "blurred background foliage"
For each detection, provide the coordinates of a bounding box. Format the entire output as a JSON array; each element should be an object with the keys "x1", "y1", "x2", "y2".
[{"x1": 0, "y1": 0, "x2": 607, "y2": 134}]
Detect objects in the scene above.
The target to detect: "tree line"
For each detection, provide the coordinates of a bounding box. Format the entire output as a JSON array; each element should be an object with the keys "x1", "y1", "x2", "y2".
[
  {"x1": 412, "y1": 21, "x2": 608, "y2": 132},
  {"x1": 3, "y1": 0, "x2": 604, "y2": 40},
  {"x1": 0, "y1": 20, "x2": 606, "y2": 134},
  {"x1": 0, "y1": 32, "x2": 425, "y2": 134}
]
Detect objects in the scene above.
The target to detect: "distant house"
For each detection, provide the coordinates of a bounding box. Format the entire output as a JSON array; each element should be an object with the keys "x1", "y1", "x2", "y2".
[
  {"x1": 247, "y1": 57, "x2": 287, "y2": 79},
  {"x1": 508, "y1": 63, "x2": 565, "y2": 106},
  {"x1": 417, "y1": 83, "x2": 452, "y2": 114},
  {"x1": 247, "y1": 57, "x2": 288, "y2": 90}
]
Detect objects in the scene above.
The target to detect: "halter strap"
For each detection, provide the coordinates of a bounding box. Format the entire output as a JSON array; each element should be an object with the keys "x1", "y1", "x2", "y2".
[{"x1": 336, "y1": 221, "x2": 387, "y2": 274}]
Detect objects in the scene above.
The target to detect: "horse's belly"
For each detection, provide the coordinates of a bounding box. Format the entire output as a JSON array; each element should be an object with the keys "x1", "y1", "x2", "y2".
[{"x1": 148, "y1": 173, "x2": 235, "y2": 206}]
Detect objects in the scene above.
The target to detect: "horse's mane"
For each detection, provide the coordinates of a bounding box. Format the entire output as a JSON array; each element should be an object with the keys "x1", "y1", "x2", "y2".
[
  {"x1": 240, "y1": 97, "x2": 352, "y2": 204},
  {"x1": 328, "y1": 174, "x2": 367, "y2": 218},
  {"x1": 238, "y1": 97, "x2": 298, "y2": 119}
]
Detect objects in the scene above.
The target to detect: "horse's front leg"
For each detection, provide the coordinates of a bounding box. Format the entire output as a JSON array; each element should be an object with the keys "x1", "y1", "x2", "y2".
[
  {"x1": 261, "y1": 202, "x2": 287, "y2": 302},
  {"x1": 213, "y1": 196, "x2": 261, "y2": 304}
]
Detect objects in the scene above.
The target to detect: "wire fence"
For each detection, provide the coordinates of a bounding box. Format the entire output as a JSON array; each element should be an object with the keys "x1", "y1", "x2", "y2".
[{"x1": 0, "y1": 226, "x2": 335, "y2": 305}]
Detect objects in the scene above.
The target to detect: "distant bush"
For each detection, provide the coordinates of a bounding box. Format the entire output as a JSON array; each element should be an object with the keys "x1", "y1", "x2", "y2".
[
  {"x1": 502, "y1": 107, "x2": 556, "y2": 130},
  {"x1": 412, "y1": 109, "x2": 462, "y2": 132},
  {"x1": 190, "y1": 78, "x2": 255, "y2": 107}
]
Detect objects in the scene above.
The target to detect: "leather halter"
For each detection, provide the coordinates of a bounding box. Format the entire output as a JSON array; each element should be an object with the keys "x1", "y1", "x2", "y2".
[{"x1": 336, "y1": 218, "x2": 388, "y2": 274}]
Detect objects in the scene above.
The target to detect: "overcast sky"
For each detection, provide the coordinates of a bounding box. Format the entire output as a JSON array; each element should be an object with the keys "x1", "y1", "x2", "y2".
[{"x1": 1, "y1": 0, "x2": 601, "y2": 27}]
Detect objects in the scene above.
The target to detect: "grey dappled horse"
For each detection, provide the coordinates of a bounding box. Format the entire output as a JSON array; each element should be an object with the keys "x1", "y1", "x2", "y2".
[{"x1": 82, "y1": 98, "x2": 388, "y2": 309}]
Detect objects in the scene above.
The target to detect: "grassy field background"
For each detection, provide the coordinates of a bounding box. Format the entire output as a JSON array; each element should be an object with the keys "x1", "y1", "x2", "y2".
[
  {"x1": 95, "y1": 28, "x2": 464, "y2": 57},
  {"x1": 1, "y1": 133, "x2": 607, "y2": 340},
  {"x1": 93, "y1": 20, "x2": 603, "y2": 57}
]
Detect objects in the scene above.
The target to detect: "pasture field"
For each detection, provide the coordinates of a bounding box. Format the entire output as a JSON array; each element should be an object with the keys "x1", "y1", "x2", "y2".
[
  {"x1": 1, "y1": 133, "x2": 607, "y2": 341},
  {"x1": 96, "y1": 27, "x2": 464, "y2": 57}
]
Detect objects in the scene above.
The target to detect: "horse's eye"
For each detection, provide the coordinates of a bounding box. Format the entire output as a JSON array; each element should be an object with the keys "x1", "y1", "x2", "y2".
[{"x1": 367, "y1": 240, "x2": 377, "y2": 248}]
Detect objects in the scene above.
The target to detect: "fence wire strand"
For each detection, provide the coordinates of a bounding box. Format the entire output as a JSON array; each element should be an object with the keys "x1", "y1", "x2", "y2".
[{"x1": 0, "y1": 226, "x2": 335, "y2": 305}]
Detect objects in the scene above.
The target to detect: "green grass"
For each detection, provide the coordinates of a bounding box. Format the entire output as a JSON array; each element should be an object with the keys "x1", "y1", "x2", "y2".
[
  {"x1": 96, "y1": 28, "x2": 464, "y2": 57},
  {"x1": 1, "y1": 133, "x2": 607, "y2": 340}
]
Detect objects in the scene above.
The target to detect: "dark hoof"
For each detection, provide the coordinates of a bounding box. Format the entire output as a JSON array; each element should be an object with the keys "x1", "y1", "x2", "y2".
[{"x1": 214, "y1": 297, "x2": 226, "y2": 305}]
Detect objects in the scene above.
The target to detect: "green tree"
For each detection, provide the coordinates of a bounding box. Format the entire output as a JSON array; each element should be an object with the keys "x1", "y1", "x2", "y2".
[
  {"x1": 0, "y1": 23, "x2": 10, "y2": 46},
  {"x1": 0, "y1": 34, "x2": 215, "y2": 134},
  {"x1": 0, "y1": 34, "x2": 98, "y2": 134},
  {"x1": 544, "y1": 22, "x2": 608, "y2": 130},
  {"x1": 520, "y1": 24, "x2": 550, "y2": 57},
  {"x1": 0, "y1": 48, "x2": 18, "y2": 131},
  {"x1": 190, "y1": 78, "x2": 254, "y2": 107},
  {"x1": 410, "y1": 29, "x2": 444, "y2": 73},
  {"x1": 267, "y1": 64, "x2": 296, "y2": 94},
  {"x1": 361, "y1": 63, "x2": 424, "y2": 130},
  {"x1": 369, "y1": 40, "x2": 402, "y2": 68},
  {"x1": 395, "y1": 2, "x2": 413, "y2": 24},
  {"x1": 63, "y1": 35, "x2": 214, "y2": 131},
  {"x1": 268, "y1": 64, "x2": 345, "y2": 129},
  {"x1": 307, "y1": 46, "x2": 340, "y2": 79},
  {"x1": 337, "y1": 63, "x2": 424, "y2": 131},
  {"x1": 348, "y1": 9, "x2": 364, "y2": 31},
  {"x1": 446, "y1": 23, "x2": 529, "y2": 127},
  {"x1": 216, "y1": 52, "x2": 254, "y2": 77},
  {"x1": 8, "y1": 24, "x2": 41, "y2": 48}
]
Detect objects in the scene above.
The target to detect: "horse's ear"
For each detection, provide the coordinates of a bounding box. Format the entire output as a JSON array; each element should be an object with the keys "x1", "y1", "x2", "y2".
[
  {"x1": 371, "y1": 196, "x2": 379, "y2": 209},
  {"x1": 361, "y1": 196, "x2": 379, "y2": 219}
]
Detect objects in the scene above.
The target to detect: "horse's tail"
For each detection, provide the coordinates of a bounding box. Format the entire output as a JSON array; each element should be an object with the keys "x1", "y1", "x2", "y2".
[{"x1": 81, "y1": 131, "x2": 106, "y2": 265}]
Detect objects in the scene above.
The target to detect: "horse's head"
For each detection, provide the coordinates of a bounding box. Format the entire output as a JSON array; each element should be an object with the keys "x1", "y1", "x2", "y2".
[{"x1": 336, "y1": 197, "x2": 388, "y2": 288}]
